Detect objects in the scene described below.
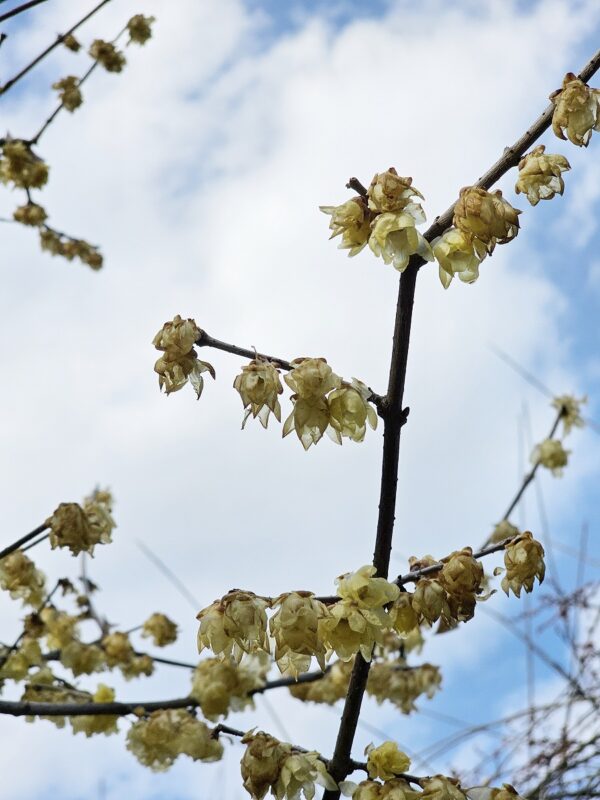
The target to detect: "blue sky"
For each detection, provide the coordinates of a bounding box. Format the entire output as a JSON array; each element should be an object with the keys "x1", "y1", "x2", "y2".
[{"x1": 0, "y1": 1, "x2": 599, "y2": 798}]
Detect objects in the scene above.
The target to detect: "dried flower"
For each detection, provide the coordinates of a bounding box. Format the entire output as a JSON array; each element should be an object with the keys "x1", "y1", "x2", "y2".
[
  {"x1": 197, "y1": 590, "x2": 270, "y2": 663},
  {"x1": 501, "y1": 532, "x2": 545, "y2": 598},
  {"x1": 411, "y1": 575, "x2": 450, "y2": 626},
  {"x1": 127, "y1": 14, "x2": 155, "y2": 44},
  {"x1": 62, "y1": 33, "x2": 81, "y2": 51},
  {"x1": 0, "y1": 550, "x2": 46, "y2": 607},
  {"x1": 153, "y1": 315, "x2": 215, "y2": 399},
  {"x1": 52, "y1": 76, "x2": 83, "y2": 111},
  {"x1": 552, "y1": 394, "x2": 586, "y2": 436},
  {"x1": 127, "y1": 709, "x2": 222, "y2": 770},
  {"x1": 531, "y1": 438, "x2": 570, "y2": 476},
  {"x1": 368, "y1": 169, "x2": 425, "y2": 215},
  {"x1": 270, "y1": 592, "x2": 328, "y2": 676},
  {"x1": 328, "y1": 379, "x2": 378, "y2": 443},
  {"x1": 366, "y1": 741, "x2": 411, "y2": 780},
  {"x1": 515, "y1": 145, "x2": 570, "y2": 206},
  {"x1": 0, "y1": 139, "x2": 49, "y2": 189},
  {"x1": 550, "y1": 72, "x2": 600, "y2": 147},
  {"x1": 440, "y1": 548, "x2": 484, "y2": 602},
  {"x1": 89, "y1": 40, "x2": 126, "y2": 72},
  {"x1": 47, "y1": 491, "x2": 115, "y2": 556},
  {"x1": 433, "y1": 228, "x2": 487, "y2": 289},
  {"x1": 234, "y1": 360, "x2": 283, "y2": 428},
  {"x1": 369, "y1": 211, "x2": 433, "y2": 272},
  {"x1": 320, "y1": 197, "x2": 372, "y2": 256},
  {"x1": 453, "y1": 187, "x2": 520, "y2": 252},
  {"x1": 13, "y1": 203, "x2": 47, "y2": 226},
  {"x1": 142, "y1": 613, "x2": 178, "y2": 647}
]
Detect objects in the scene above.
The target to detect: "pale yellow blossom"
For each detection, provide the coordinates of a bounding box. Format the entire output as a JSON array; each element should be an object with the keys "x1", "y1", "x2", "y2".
[
  {"x1": 52, "y1": 76, "x2": 83, "y2": 111},
  {"x1": 433, "y1": 227, "x2": 487, "y2": 289},
  {"x1": 501, "y1": 532, "x2": 545, "y2": 598},
  {"x1": 515, "y1": 145, "x2": 570, "y2": 206},
  {"x1": 126, "y1": 709, "x2": 222, "y2": 770},
  {"x1": 142, "y1": 613, "x2": 178, "y2": 647},
  {"x1": 71, "y1": 684, "x2": 119, "y2": 737},
  {"x1": 197, "y1": 590, "x2": 270, "y2": 663},
  {"x1": 328, "y1": 379, "x2": 378, "y2": 443},
  {"x1": 369, "y1": 211, "x2": 433, "y2": 272},
  {"x1": 270, "y1": 592, "x2": 328, "y2": 676},
  {"x1": 89, "y1": 40, "x2": 126, "y2": 72},
  {"x1": 550, "y1": 72, "x2": 600, "y2": 147},
  {"x1": 366, "y1": 741, "x2": 411, "y2": 780},
  {"x1": 320, "y1": 197, "x2": 372, "y2": 256},
  {"x1": 0, "y1": 550, "x2": 46, "y2": 607},
  {"x1": 552, "y1": 394, "x2": 586, "y2": 436},
  {"x1": 453, "y1": 187, "x2": 520, "y2": 252},
  {"x1": 531, "y1": 438, "x2": 570, "y2": 476},
  {"x1": 367, "y1": 169, "x2": 425, "y2": 215},
  {"x1": 234, "y1": 360, "x2": 283, "y2": 428},
  {"x1": 127, "y1": 14, "x2": 155, "y2": 44}
]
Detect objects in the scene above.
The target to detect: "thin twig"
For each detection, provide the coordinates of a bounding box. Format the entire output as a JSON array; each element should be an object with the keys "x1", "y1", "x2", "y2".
[
  {"x1": 0, "y1": 0, "x2": 48, "y2": 24},
  {"x1": 0, "y1": 522, "x2": 48, "y2": 560},
  {"x1": 0, "y1": 580, "x2": 60, "y2": 669}
]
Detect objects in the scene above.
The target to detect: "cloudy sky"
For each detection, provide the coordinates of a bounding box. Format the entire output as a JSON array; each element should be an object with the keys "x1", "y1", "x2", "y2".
[{"x1": 0, "y1": 0, "x2": 599, "y2": 798}]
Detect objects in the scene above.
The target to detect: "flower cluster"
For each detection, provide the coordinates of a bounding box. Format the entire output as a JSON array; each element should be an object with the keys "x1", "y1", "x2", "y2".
[
  {"x1": 240, "y1": 731, "x2": 336, "y2": 799},
  {"x1": 71, "y1": 684, "x2": 119, "y2": 737},
  {"x1": 367, "y1": 661, "x2": 442, "y2": 714},
  {"x1": 366, "y1": 742, "x2": 411, "y2": 781},
  {"x1": 153, "y1": 315, "x2": 215, "y2": 398},
  {"x1": 141, "y1": 613, "x2": 178, "y2": 647},
  {"x1": 0, "y1": 550, "x2": 46, "y2": 607},
  {"x1": 0, "y1": 139, "x2": 49, "y2": 189},
  {"x1": 126, "y1": 709, "x2": 223, "y2": 771},
  {"x1": 60, "y1": 641, "x2": 106, "y2": 676},
  {"x1": 550, "y1": 73, "x2": 600, "y2": 147},
  {"x1": 500, "y1": 532, "x2": 545, "y2": 598},
  {"x1": 13, "y1": 202, "x2": 47, "y2": 226},
  {"x1": 39, "y1": 228, "x2": 103, "y2": 269},
  {"x1": 282, "y1": 359, "x2": 376, "y2": 449},
  {"x1": 89, "y1": 40, "x2": 126, "y2": 73},
  {"x1": 270, "y1": 592, "x2": 328, "y2": 676},
  {"x1": 46, "y1": 488, "x2": 115, "y2": 556},
  {"x1": 552, "y1": 394, "x2": 586, "y2": 436},
  {"x1": 321, "y1": 168, "x2": 433, "y2": 273},
  {"x1": 190, "y1": 654, "x2": 268, "y2": 720},
  {"x1": 288, "y1": 659, "x2": 352, "y2": 704},
  {"x1": 102, "y1": 631, "x2": 154, "y2": 680},
  {"x1": 234, "y1": 359, "x2": 283, "y2": 428},
  {"x1": 515, "y1": 145, "x2": 570, "y2": 206},
  {"x1": 531, "y1": 438, "x2": 570, "y2": 476},
  {"x1": 52, "y1": 76, "x2": 83, "y2": 112},
  {"x1": 197, "y1": 590, "x2": 271, "y2": 663},
  {"x1": 127, "y1": 14, "x2": 155, "y2": 44},
  {"x1": 0, "y1": 637, "x2": 43, "y2": 680},
  {"x1": 340, "y1": 777, "x2": 420, "y2": 799}
]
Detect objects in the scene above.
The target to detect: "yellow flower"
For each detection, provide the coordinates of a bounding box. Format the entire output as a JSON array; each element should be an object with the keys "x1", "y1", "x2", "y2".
[
  {"x1": 0, "y1": 140, "x2": 49, "y2": 189},
  {"x1": 127, "y1": 14, "x2": 155, "y2": 44},
  {"x1": 270, "y1": 592, "x2": 328, "y2": 676},
  {"x1": 40, "y1": 607, "x2": 78, "y2": 649},
  {"x1": 142, "y1": 613, "x2": 178, "y2": 647},
  {"x1": 89, "y1": 40, "x2": 126, "y2": 72},
  {"x1": 197, "y1": 590, "x2": 270, "y2": 663},
  {"x1": 515, "y1": 145, "x2": 570, "y2": 206},
  {"x1": 550, "y1": 72, "x2": 600, "y2": 147},
  {"x1": 388, "y1": 593, "x2": 419, "y2": 635},
  {"x1": 284, "y1": 358, "x2": 341, "y2": 400},
  {"x1": 552, "y1": 394, "x2": 586, "y2": 436},
  {"x1": 488, "y1": 520, "x2": 520, "y2": 544},
  {"x1": 62, "y1": 33, "x2": 81, "y2": 51},
  {"x1": 52, "y1": 76, "x2": 83, "y2": 111},
  {"x1": 432, "y1": 228, "x2": 487, "y2": 289},
  {"x1": 366, "y1": 741, "x2": 411, "y2": 780},
  {"x1": 421, "y1": 776, "x2": 467, "y2": 800},
  {"x1": 102, "y1": 631, "x2": 135, "y2": 666},
  {"x1": 71, "y1": 684, "x2": 119, "y2": 737},
  {"x1": 47, "y1": 489, "x2": 115, "y2": 556},
  {"x1": 289, "y1": 659, "x2": 352, "y2": 704},
  {"x1": 367, "y1": 168, "x2": 425, "y2": 215},
  {"x1": 318, "y1": 600, "x2": 388, "y2": 662},
  {"x1": 328, "y1": 379, "x2": 378, "y2": 443},
  {"x1": 501, "y1": 532, "x2": 545, "y2": 598},
  {"x1": 467, "y1": 785, "x2": 525, "y2": 800},
  {"x1": 336, "y1": 565, "x2": 400, "y2": 609},
  {"x1": 0, "y1": 550, "x2": 46, "y2": 607},
  {"x1": 127, "y1": 709, "x2": 222, "y2": 770},
  {"x1": 59, "y1": 641, "x2": 106, "y2": 676},
  {"x1": 241, "y1": 731, "x2": 292, "y2": 799},
  {"x1": 531, "y1": 438, "x2": 569, "y2": 476},
  {"x1": 440, "y1": 548, "x2": 483, "y2": 599},
  {"x1": 453, "y1": 187, "x2": 520, "y2": 252},
  {"x1": 153, "y1": 315, "x2": 215, "y2": 398},
  {"x1": 367, "y1": 661, "x2": 441, "y2": 713},
  {"x1": 411, "y1": 576, "x2": 450, "y2": 626},
  {"x1": 13, "y1": 203, "x2": 47, "y2": 226},
  {"x1": 274, "y1": 751, "x2": 337, "y2": 799},
  {"x1": 320, "y1": 197, "x2": 372, "y2": 256},
  {"x1": 190, "y1": 654, "x2": 268, "y2": 720},
  {"x1": 283, "y1": 397, "x2": 331, "y2": 450},
  {"x1": 0, "y1": 637, "x2": 43, "y2": 680},
  {"x1": 120, "y1": 654, "x2": 154, "y2": 680},
  {"x1": 234, "y1": 360, "x2": 283, "y2": 428},
  {"x1": 369, "y1": 211, "x2": 433, "y2": 272}
]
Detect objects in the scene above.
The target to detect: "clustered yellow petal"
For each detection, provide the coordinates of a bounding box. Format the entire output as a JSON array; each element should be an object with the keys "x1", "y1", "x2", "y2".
[
  {"x1": 0, "y1": 637, "x2": 43, "y2": 680},
  {"x1": 488, "y1": 520, "x2": 520, "y2": 545},
  {"x1": 241, "y1": 731, "x2": 336, "y2": 799},
  {"x1": 190, "y1": 654, "x2": 268, "y2": 720},
  {"x1": 71, "y1": 684, "x2": 119, "y2": 737},
  {"x1": 515, "y1": 145, "x2": 570, "y2": 206},
  {"x1": 102, "y1": 631, "x2": 154, "y2": 680},
  {"x1": 501, "y1": 532, "x2": 545, "y2": 598},
  {"x1": 369, "y1": 211, "x2": 433, "y2": 273},
  {"x1": 127, "y1": 14, "x2": 155, "y2": 44},
  {"x1": 320, "y1": 197, "x2": 372, "y2": 256},
  {"x1": 13, "y1": 202, "x2": 47, "y2": 226},
  {"x1": 0, "y1": 550, "x2": 46, "y2": 607},
  {"x1": 366, "y1": 741, "x2": 411, "y2": 781},
  {"x1": 552, "y1": 394, "x2": 586, "y2": 436},
  {"x1": 283, "y1": 358, "x2": 341, "y2": 450},
  {"x1": 234, "y1": 359, "x2": 283, "y2": 428},
  {"x1": 288, "y1": 659, "x2": 352, "y2": 705},
  {"x1": 270, "y1": 592, "x2": 328, "y2": 676},
  {"x1": 420, "y1": 776, "x2": 467, "y2": 800},
  {"x1": 59, "y1": 641, "x2": 106, "y2": 676},
  {"x1": 153, "y1": 314, "x2": 215, "y2": 398},
  {"x1": 0, "y1": 139, "x2": 49, "y2": 189},
  {"x1": 142, "y1": 613, "x2": 178, "y2": 647},
  {"x1": 89, "y1": 40, "x2": 126, "y2": 72},
  {"x1": 368, "y1": 169, "x2": 425, "y2": 215},
  {"x1": 531, "y1": 438, "x2": 570, "y2": 476},
  {"x1": 52, "y1": 76, "x2": 83, "y2": 112},
  {"x1": 340, "y1": 777, "x2": 419, "y2": 799},
  {"x1": 328, "y1": 379, "x2": 378, "y2": 443},
  {"x1": 40, "y1": 607, "x2": 78, "y2": 649},
  {"x1": 197, "y1": 590, "x2": 270, "y2": 663},
  {"x1": 453, "y1": 187, "x2": 520, "y2": 253},
  {"x1": 367, "y1": 661, "x2": 442, "y2": 714},
  {"x1": 550, "y1": 72, "x2": 600, "y2": 147},
  {"x1": 433, "y1": 227, "x2": 487, "y2": 289},
  {"x1": 126, "y1": 709, "x2": 223, "y2": 770},
  {"x1": 47, "y1": 488, "x2": 115, "y2": 556}
]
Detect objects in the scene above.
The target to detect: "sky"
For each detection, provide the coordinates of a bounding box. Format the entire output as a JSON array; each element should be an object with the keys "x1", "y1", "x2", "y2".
[{"x1": 0, "y1": 0, "x2": 599, "y2": 798}]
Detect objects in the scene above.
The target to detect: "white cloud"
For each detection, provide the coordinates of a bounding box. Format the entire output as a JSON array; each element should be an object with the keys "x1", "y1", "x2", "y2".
[{"x1": 0, "y1": 0, "x2": 599, "y2": 797}]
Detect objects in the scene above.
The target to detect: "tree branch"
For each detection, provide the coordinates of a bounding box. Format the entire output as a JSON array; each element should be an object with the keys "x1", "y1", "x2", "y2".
[
  {"x1": 0, "y1": 0, "x2": 48, "y2": 24},
  {"x1": 0, "y1": 522, "x2": 48, "y2": 561}
]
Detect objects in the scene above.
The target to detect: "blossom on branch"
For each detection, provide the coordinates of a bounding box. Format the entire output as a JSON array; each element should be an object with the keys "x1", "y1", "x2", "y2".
[
  {"x1": 62, "y1": 34, "x2": 81, "y2": 52},
  {"x1": 13, "y1": 202, "x2": 47, "y2": 226},
  {"x1": 52, "y1": 76, "x2": 83, "y2": 111},
  {"x1": 126, "y1": 709, "x2": 222, "y2": 770},
  {"x1": 197, "y1": 590, "x2": 271, "y2": 663},
  {"x1": 0, "y1": 139, "x2": 49, "y2": 189},
  {"x1": 127, "y1": 14, "x2": 155, "y2": 45},
  {"x1": 453, "y1": 187, "x2": 520, "y2": 253},
  {"x1": 0, "y1": 550, "x2": 46, "y2": 607},
  {"x1": 89, "y1": 40, "x2": 126, "y2": 73},
  {"x1": 71, "y1": 684, "x2": 119, "y2": 737},
  {"x1": 153, "y1": 315, "x2": 215, "y2": 398},
  {"x1": 365, "y1": 741, "x2": 411, "y2": 780},
  {"x1": 550, "y1": 72, "x2": 600, "y2": 147},
  {"x1": 515, "y1": 145, "x2": 570, "y2": 206},
  {"x1": 234, "y1": 359, "x2": 283, "y2": 429},
  {"x1": 500, "y1": 532, "x2": 545, "y2": 598},
  {"x1": 328, "y1": 379, "x2": 378, "y2": 443},
  {"x1": 190, "y1": 654, "x2": 268, "y2": 720},
  {"x1": 320, "y1": 197, "x2": 372, "y2": 256},
  {"x1": 552, "y1": 393, "x2": 586, "y2": 435},
  {"x1": 142, "y1": 612, "x2": 178, "y2": 647},
  {"x1": 368, "y1": 210, "x2": 433, "y2": 273},
  {"x1": 270, "y1": 591, "x2": 329, "y2": 676},
  {"x1": 367, "y1": 169, "x2": 425, "y2": 215},
  {"x1": 433, "y1": 227, "x2": 487, "y2": 289},
  {"x1": 531, "y1": 438, "x2": 569, "y2": 475}
]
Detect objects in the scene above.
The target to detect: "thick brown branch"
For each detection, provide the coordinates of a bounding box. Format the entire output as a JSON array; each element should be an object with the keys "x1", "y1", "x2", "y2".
[{"x1": 321, "y1": 46, "x2": 600, "y2": 799}]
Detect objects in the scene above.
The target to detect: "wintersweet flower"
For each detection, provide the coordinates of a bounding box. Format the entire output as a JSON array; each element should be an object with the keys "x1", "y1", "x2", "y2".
[
  {"x1": 234, "y1": 359, "x2": 283, "y2": 428},
  {"x1": 328, "y1": 379, "x2": 378, "y2": 443},
  {"x1": 366, "y1": 741, "x2": 411, "y2": 780},
  {"x1": 52, "y1": 76, "x2": 83, "y2": 111},
  {"x1": 142, "y1": 613, "x2": 178, "y2": 647},
  {"x1": 550, "y1": 72, "x2": 600, "y2": 147},
  {"x1": 369, "y1": 211, "x2": 433, "y2": 272},
  {"x1": 489, "y1": 520, "x2": 520, "y2": 544},
  {"x1": 318, "y1": 599, "x2": 388, "y2": 662},
  {"x1": 126, "y1": 709, "x2": 222, "y2": 770},
  {"x1": 320, "y1": 197, "x2": 372, "y2": 256},
  {"x1": 60, "y1": 641, "x2": 106, "y2": 676},
  {"x1": 453, "y1": 187, "x2": 520, "y2": 252},
  {"x1": 367, "y1": 169, "x2": 425, "y2": 215},
  {"x1": 501, "y1": 532, "x2": 545, "y2": 598},
  {"x1": 388, "y1": 593, "x2": 419, "y2": 635},
  {"x1": 71, "y1": 684, "x2": 118, "y2": 737},
  {"x1": 432, "y1": 227, "x2": 487, "y2": 289},
  {"x1": 421, "y1": 776, "x2": 467, "y2": 800},
  {"x1": 153, "y1": 315, "x2": 215, "y2": 398},
  {"x1": 467, "y1": 785, "x2": 525, "y2": 800},
  {"x1": 0, "y1": 140, "x2": 49, "y2": 189},
  {"x1": 89, "y1": 40, "x2": 126, "y2": 72},
  {"x1": 127, "y1": 14, "x2": 155, "y2": 44},
  {"x1": 274, "y1": 751, "x2": 337, "y2": 799},
  {"x1": 411, "y1": 575, "x2": 450, "y2": 626},
  {"x1": 0, "y1": 550, "x2": 46, "y2": 607},
  {"x1": 190, "y1": 654, "x2": 268, "y2": 720},
  {"x1": 284, "y1": 358, "x2": 341, "y2": 400},
  {"x1": 62, "y1": 33, "x2": 81, "y2": 51},
  {"x1": 531, "y1": 438, "x2": 569, "y2": 476},
  {"x1": 336, "y1": 565, "x2": 400, "y2": 609},
  {"x1": 289, "y1": 659, "x2": 352, "y2": 704},
  {"x1": 283, "y1": 397, "x2": 331, "y2": 450},
  {"x1": 241, "y1": 732, "x2": 292, "y2": 799},
  {"x1": 552, "y1": 394, "x2": 586, "y2": 436},
  {"x1": 270, "y1": 591, "x2": 328, "y2": 676},
  {"x1": 515, "y1": 145, "x2": 570, "y2": 206},
  {"x1": 13, "y1": 203, "x2": 47, "y2": 226},
  {"x1": 367, "y1": 661, "x2": 442, "y2": 713},
  {"x1": 197, "y1": 590, "x2": 270, "y2": 663}
]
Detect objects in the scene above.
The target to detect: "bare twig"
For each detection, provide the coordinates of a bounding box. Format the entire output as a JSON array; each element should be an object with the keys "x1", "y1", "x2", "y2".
[
  {"x1": 0, "y1": 522, "x2": 49, "y2": 561},
  {"x1": 0, "y1": 0, "x2": 48, "y2": 24}
]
